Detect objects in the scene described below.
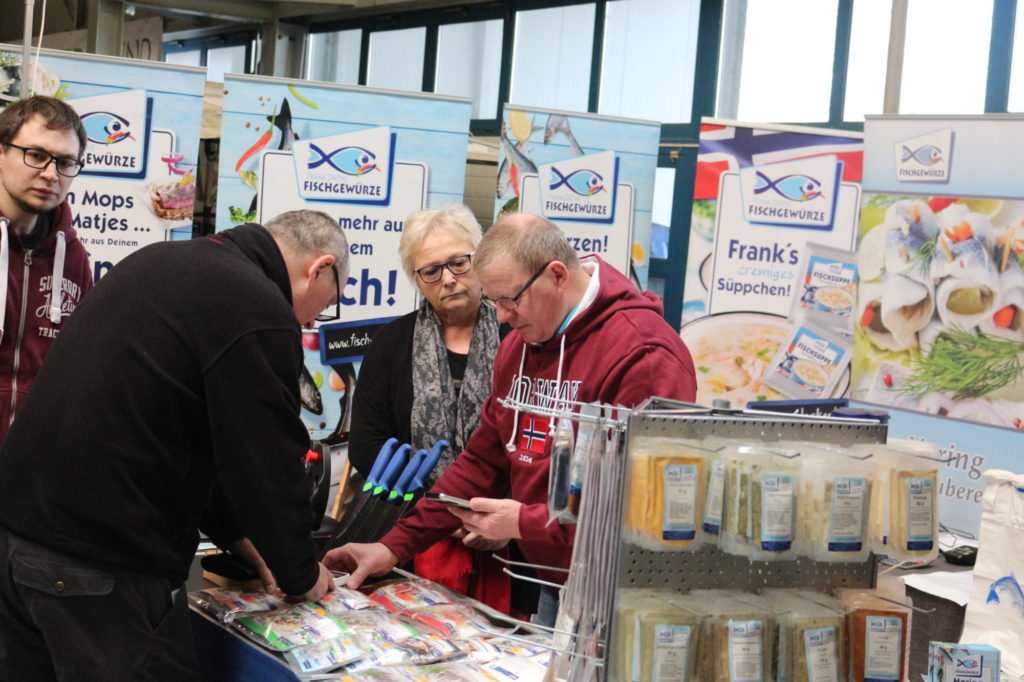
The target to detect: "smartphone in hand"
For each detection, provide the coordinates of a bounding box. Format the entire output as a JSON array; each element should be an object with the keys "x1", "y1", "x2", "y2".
[{"x1": 425, "y1": 492, "x2": 473, "y2": 509}]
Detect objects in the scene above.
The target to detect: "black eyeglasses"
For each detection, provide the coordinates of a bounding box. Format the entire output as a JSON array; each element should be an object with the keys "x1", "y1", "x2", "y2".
[
  {"x1": 315, "y1": 265, "x2": 341, "y2": 322},
  {"x1": 482, "y1": 261, "x2": 552, "y2": 311},
  {"x1": 5, "y1": 143, "x2": 84, "y2": 177},
  {"x1": 414, "y1": 253, "x2": 473, "y2": 284}
]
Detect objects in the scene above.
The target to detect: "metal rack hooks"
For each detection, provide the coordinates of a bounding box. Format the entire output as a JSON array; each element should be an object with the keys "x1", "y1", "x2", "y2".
[{"x1": 497, "y1": 394, "x2": 629, "y2": 429}]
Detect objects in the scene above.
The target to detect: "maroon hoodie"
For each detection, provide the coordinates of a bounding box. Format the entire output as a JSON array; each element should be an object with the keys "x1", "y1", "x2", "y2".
[
  {"x1": 380, "y1": 255, "x2": 697, "y2": 583},
  {"x1": 0, "y1": 201, "x2": 93, "y2": 441}
]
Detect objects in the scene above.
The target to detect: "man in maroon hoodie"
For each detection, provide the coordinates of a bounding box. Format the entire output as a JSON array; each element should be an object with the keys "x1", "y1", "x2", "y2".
[
  {"x1": 325, "y1": 213, "x2": 697, "y2": 624},
  {"x1": 0, "y1": 96, "x2": 92, "y2": 442}
]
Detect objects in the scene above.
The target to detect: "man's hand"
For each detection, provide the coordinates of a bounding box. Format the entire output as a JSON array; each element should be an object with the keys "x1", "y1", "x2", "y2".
[
  {"x1": 462, "y1": 531, "x2": 509, "y2": 552},
  {"x1": 322, "y1": 542, "x2": 398, "y2": 589},
  {"x1": 227, "y1": 538, "x2": 283, "y2": 597},
  {"x1": 447, "y1": 498, "x2": 522, "y2": 541},
  {"x1": 287, "y1": 562, "x2": 336, "y2": 604}
]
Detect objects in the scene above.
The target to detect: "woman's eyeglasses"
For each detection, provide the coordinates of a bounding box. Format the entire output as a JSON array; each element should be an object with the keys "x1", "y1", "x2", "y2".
[{"x1": 414, "y1": 253, "x2": 473, "y2": 284}]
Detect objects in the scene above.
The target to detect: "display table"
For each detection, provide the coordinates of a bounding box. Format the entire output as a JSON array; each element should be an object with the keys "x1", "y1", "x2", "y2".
[{"x1": 190, "y1": 607, "x2": 300, "y2": 682}]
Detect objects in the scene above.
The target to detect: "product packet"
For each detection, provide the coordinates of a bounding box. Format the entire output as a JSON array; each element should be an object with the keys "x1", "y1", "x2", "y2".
[
  {"x1": 232, "y1": 601, "x2": 348, "y2": 651},
  {"x1": 368, "y1": 578, "x2": 459, "y2": 613},
  {"x1": 284, "y1": 635, "x2": 364, "y2": 675},
  {"x1": 335, "y1": 609, "x2": 422, "y2": 642},
  {"x1": 320, "y1": 587, "x2": 376, "y2": 614},
  {"x1": 341, "y1": 635, "x2": 468, "y2": 670},
  {"x1": 764, "y1": 320, "x2": 851, "y2": 400},
  {"x1": 547, "y1": 417, "x2": 575, "y2": 524},
  {"x1": 790, "y1": 242, "x2": 858, "y2": 336},
  {"x1": 187, "y1": 587, "x2": 287, "y2": 623},
  {"x1": 405, "y1": 603, "x2": 512, "y2": 640}
]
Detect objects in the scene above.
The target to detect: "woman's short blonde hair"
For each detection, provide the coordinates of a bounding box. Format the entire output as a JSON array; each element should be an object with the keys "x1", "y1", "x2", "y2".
[{"x1": 399, "y1": 204, "x2": 483, "y2": 281}]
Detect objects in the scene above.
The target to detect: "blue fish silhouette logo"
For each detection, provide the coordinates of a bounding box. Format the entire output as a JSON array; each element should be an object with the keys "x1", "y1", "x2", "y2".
[
  {"x1": 753, "y1": 171, "x2": 824, "y2": 202},
  {"x1": 308, "y1": 144, "x2": 378, "y2": 175},
  {"x1": 986, "y1": 574, "x2": 1024, "y2": 617},
  {"x1": 80, "y1": 111, "x2": 135, "y2": 145},
  {"x1": 901, "y1": 144, "x2": 942, "y2": 166},
  {"x1": 550, "y1": 167, "x2": 604, "y2": 196},
  {"x1": 956, "y1": 659, "x2": 979, "y2": 669}
]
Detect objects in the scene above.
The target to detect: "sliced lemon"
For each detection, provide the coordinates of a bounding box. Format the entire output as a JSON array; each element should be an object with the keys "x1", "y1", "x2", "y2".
[
  {"x1": 858, "y1": 223, "x2": 889, "y2": 282},
  {"x1": 962, "y1": 198, "x2": 1003, "y2": 217},
  {"x1": 178, "y1": 170, "x2": 195, "y2": 186},
  {"x1": 508, "y1": 109, "x2": 533, "y2": 143}
]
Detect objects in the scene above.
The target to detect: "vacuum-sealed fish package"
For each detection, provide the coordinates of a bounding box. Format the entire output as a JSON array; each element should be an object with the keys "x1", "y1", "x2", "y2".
[
  {"x1": 791, "y1": 242, "x2": 858, "y2": 336},
  {"x1": 764, "y1": 321, "x2": 851, "y2": 400}
]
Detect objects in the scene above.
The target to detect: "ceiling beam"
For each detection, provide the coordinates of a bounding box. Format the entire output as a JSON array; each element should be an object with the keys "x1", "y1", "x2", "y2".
[{"x1": 133, "y1": 0, "x2": 274, "y2": 22}]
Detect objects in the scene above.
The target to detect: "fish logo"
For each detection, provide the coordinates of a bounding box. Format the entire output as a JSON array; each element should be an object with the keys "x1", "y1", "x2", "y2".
[
  {"x1": 549, "y1": 167, "x2": 604, "y2": 196},
  {"x1": 901, "y1": 144, "x2": 942, "y2": 166},
  {"x1": 956, "y1": 659, "x2": 979, "y2": 669},
  {"x1": 986, "y1": 574, "x2": 1024, "y2": 617},
  {"x1": 753, "y1": 171, "x2": 824, "y2": 202},
  {"x1": 308, "y1": 144, "x2": 378, "y2": 175},
  {"x1": 80, "y1": 111, "x2": 135, "y2": 145}
]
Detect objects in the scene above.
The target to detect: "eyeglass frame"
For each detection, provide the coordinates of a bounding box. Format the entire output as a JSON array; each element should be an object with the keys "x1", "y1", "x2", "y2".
[
  {"x1": 482, "y1": 261, "x2": 553, "y2": 310},
  {"x1": 413, "y1": 252, "x2": 474, "y2": 284},
  {"x1": 4, "y1": 143, "x2": 85, "y2": 178},
  {"x1": 315, "y1": 264, "x2": 342, "y2": 323}
]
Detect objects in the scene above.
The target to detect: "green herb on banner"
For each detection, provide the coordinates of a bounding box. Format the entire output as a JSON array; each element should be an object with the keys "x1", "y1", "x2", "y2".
[{"x1": 902, "y1": 328, "x2": 1024, "y2": 400}]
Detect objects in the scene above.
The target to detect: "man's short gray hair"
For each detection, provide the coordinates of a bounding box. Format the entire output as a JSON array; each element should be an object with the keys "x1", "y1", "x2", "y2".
[
  {"x1": 264, "y1": 210, "x2": 349, "y2": 267},
  {"x1": 398, "y1": 204, "x2": 482, "y2": 281},
  {"x1": 475, "y1": 213, "x2": 578, "y2": 274}
]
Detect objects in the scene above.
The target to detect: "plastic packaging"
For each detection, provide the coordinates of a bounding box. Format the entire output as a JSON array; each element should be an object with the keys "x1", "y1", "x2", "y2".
[
  {"x1": 405, "y1": 603, "x2": 511, "y2": 640},
  {"x1": 754, "y1": 589, "x2": 847, "y2": 682},
  {"x1": 320, "y1": 587, "x2": 377, "y2": 614},
  {"x1": 793, "y1": 441, "x2": 875, "y2": 563},
  {"x1": 764, "y1": 320, "x2": 852, "y2": 400},
  {"x1": 342, "y1": 635, "x2": 467, "y2": 670},
  {"x1": 368, "y1": 578, "x2": 459, "y2": 612},
  {"x1": 851, "y1": 440, "x2": 940, "y2": 563},
  {"x1": 689, "y1": 591, "x2": 772, "y2": 682},
  {"x1": 547, "y1": 416, "x2": 575, "y2": 523},
  {"x1": 187, "y1": 587, "x2": 287, "y2": 623},
  {"x1": 625, "y1": 436, "x2": 712, "y2": 551},
  {"x1": 335, "y1": 610, "x2": 422, "y2": 642},
  {"x1": 700, "y1": 439, "x2": 728, "y2": 548},
  {"x1": 233, "y1": 602, "x2": 348, "y2": 651},
  {"x1": 611, "y1": 588, "x2": 703, "y2": 682},
  {"x1": 721, "y1": 443, "x2": 801, "y2": 561},
  {"x1": 284, "y1": 635, "x2": 364, "y2": 674},
  {"x1": 838, "y1": 589, "x2": 912, "y2": 682},
  {"x1": 565, "y1": 404, "x2": 601, "y2": 521}
]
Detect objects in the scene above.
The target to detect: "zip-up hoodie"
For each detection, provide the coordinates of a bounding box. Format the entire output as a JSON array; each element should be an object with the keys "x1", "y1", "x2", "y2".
[
  {"x1": 0, "y1": 201, "x2": 92, "y2": 442},
  {"x1": 380, "y1": 255, "x2": 697, "y2": 583}
]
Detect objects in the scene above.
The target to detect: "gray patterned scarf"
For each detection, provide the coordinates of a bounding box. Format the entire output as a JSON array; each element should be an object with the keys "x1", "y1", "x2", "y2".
[{"x1": 411, "y1": 298, "x2": 500, "y2": 483}]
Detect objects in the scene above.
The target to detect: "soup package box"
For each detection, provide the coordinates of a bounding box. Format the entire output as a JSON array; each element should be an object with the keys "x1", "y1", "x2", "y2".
[
  {"x1": 927, "y1": 642, "x2": 1000, "y2": 682},
  {"x1": 764, "y1": 320, "x2": 852, "y2": 400},
  {"x1": 789, "y1": 242, "x2": 857, "y2": 337}
]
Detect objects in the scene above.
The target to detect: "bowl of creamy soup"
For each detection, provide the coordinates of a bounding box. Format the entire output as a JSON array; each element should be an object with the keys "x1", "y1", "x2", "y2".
[{"x1": 681, "y1": 312, "x2": 849, "y2": 407}]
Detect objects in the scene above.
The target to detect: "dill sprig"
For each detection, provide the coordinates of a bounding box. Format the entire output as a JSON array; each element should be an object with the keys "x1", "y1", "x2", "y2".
[
  {"x1": 909, "y1": 235, "x2": 939, "y2": 275},
  {"x1": 902, "y1": 328, "x2": 1024, "y2": 400}
]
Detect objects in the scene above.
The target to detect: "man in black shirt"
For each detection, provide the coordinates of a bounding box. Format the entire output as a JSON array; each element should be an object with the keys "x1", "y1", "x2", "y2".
[{"x1": 0, "y1": 209, "x2": 345, "y2": 680}]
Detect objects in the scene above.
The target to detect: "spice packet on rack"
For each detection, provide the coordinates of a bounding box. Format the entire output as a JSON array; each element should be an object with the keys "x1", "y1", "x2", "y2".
[
  {"x1": 790, "y1": 242, "x2": 858, "y2": 336},
  {"x1": 764, "y1": 320, "x2": 851, "y2": 400}
]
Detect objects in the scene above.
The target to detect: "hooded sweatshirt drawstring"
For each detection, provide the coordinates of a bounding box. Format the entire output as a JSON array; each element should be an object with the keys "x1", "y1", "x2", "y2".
[
  {"x1": 0, "y1": 218, "x2": 9, "y2": 343},
  {"x1": 49, "y1": 231, "x2": 66, "y2": 324},
  {"x1": 504, "y1": 344, "x2": 528, "y2": 453}
]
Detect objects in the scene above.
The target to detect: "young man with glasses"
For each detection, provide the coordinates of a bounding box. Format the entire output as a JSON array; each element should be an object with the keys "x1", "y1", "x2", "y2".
[
  {"x1": 0, "y1": 95, "x2": 93, "y2": 442},
  {"x1": 327, "y1": 213, "x2": 697, "y2": 625}
]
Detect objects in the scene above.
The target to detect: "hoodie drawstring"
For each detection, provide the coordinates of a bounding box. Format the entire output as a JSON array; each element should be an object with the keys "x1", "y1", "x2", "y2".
[
  {"x1": 49, "y1": 231, "x2": 66, "y2": 324},
  {"x1": 504, "y1": 344, "x2": 528, "y2": 453},
  {"x1": 548, "y1": 334, "x2": 567, "y2": 436},
  {"x1": 0, "y1": 218, "x2": 9, "y2": 342}
]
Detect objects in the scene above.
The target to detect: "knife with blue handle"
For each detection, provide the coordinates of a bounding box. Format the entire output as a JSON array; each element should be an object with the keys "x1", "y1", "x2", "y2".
[{"x1": 320, "y1": 438, "x2": 399, "y2": 556}]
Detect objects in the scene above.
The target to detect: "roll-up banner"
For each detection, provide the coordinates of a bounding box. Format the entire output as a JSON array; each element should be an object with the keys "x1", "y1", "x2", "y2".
[
  {"x1": 681, "y1": 119, "x2": 863, "y2": 408},
  {"x1": 856, "y1": 114, "x2": 1024, "y2": 534},
  {"x1": 493, "y1": 105, "x2": 660, "y2": 285},
  {"x1": 0, "y1": 45, "x2": 205, "y2": 281},
  {"x1": 218, "y1": 74, "x2": 471, "y2": 440}
]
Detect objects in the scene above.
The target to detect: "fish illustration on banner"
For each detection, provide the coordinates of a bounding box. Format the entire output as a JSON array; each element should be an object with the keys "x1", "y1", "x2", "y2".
[{"x1": 495, "y1": 105, "x2": 659, "y2": 284}]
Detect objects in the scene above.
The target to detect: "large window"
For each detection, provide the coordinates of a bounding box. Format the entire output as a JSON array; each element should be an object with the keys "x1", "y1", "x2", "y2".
[
  {"x1": 205, "y1": 44, "x2": 248, "y2": 83},
  {"x1": 306, "y1": 29, "x2": 361, "y2": 85},
  {"x1": 844, "y1": 0, "x2": 891, "y2": 121},
  {"x1": 900, "y1": 0, "x2": 993, "y2": 114},
  {"x1": 435, "y1": 20, "x2": 504, "y2": 119},
  {"x1": 600, "y1": 0, "x2": 700, "y2": 123},
  {"x1": 1012, "y1": 0, "x2": 1024, "y2": 112},
  {"x1": 367, "y1": 27, "x2": 426, "y2": 91},
  {"x1": 509, "y1": 4, "x2": 595, "y2": 111},
  {"x1": 727, "y1": 0, "x2": 839, "y2": 123}
]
